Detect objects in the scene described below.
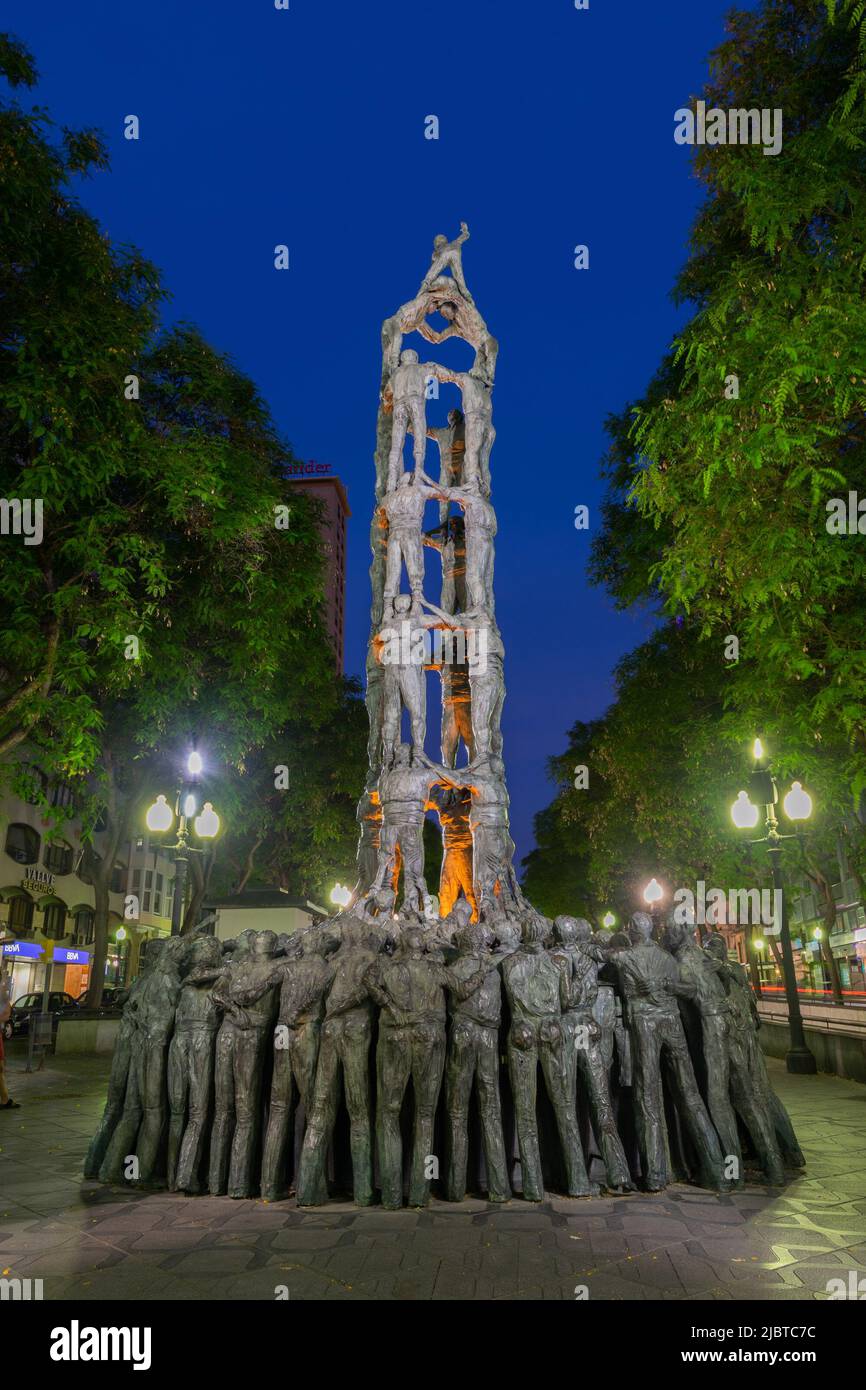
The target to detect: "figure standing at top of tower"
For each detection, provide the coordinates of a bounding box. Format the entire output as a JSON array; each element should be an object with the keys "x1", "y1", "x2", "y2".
[{"x1": 419, "y1": 223, "x2": 474, "y2": 303}]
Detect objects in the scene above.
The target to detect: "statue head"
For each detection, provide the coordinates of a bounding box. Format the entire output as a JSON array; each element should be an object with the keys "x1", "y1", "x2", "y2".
[
  {"x1": 450, "y1": 898, "x2": 473, "y2": 928},
  {"x1": 433, "y1": 234, "x2": 448, "y2": 250},
  {"x1": 402, "y1": 925, "x2": 426, "y2": 957},
  {"x1": 664, "y1": 920, "x2": 690, "y2": 953},
  {"x1": 400, "y1": 348, "x2": 419, "y2": 365},
  {"x1": 629, "y1": 912, "x2": 654, "y2": 943},
  {"x1": 253, "y1": 930, "x2": 278, "y2": 959},
  {"x1": 608, "y1": 931, "x2": 631, "y2": 950},
  {"x1": 393, "y1": 593, "x2": 412, "y2": 616},
  {"x1": 440, "y1": 302, "x2": 457, "y2": 323},
  {"x1": 186, "y1": 936, "x2": 222, "y2": 971},
  {"x1": 371, "y1": 885, "x2": 396, "y2": 916},
  {"x1": 520, "y1": 913, "x2": 549, "y2": 948},
  {"x1": 594, "y1": 928, "x2": 613, "y2": 946},
  {"x1": 704, "y1": 932, "x2": 728, "y2": 963},
  {"x1": 454, "y1": 922, "x2": 487, "y2": 954},
  {"x1": 139, "y1": 937, "x2": 165, "y2": 971},
  {"x1": 553, "y1": 915, "x2": 578, "y2": 946}
]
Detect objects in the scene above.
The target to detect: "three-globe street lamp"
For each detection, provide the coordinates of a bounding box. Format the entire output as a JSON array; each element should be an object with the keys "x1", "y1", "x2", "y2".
[
  {"x1": 730, "y1": 737, "x2": 817, "y2": 1075},
  {"x1": 146, "y1": 751, "x2": 221, "y2": 937}
]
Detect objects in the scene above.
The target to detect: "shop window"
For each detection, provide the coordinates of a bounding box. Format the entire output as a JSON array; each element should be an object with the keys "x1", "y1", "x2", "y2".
[
  {"x1": 5, "y1": 823, "x2": 40, "y2": 865},
  {"x1": 44, "y1": 840, "x2": 73, "y2": 875},
  {"x1": 8, "y1": 895, "x2": 34, "y2": 935},
  {"x1": 42, "y1": 903, "x2": 67, "y2": 940}
]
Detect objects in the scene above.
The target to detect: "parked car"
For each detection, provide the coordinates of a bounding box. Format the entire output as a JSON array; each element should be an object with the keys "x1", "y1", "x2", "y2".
[
  {"x1": 4, "y1": 991, "x2": 81, "y2": 1039},
  {"x1": 76, "y1": 986, "x2": 124, "y2": 1008}
]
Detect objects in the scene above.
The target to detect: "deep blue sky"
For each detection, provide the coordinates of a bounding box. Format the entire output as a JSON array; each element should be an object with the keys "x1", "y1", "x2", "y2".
[{"x1": 6, "y1": 1, "x2": 755, "y2": 862}]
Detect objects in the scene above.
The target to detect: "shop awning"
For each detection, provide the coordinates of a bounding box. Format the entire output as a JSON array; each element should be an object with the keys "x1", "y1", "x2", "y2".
[
  {"x1": 0, "y1": 885, "x2": 33, "y2": 902},
  {"x1": 36, "y1": 895, "x2": 67, "y2": 910},
  {"x1": 68, "y1": 902, "x2": 93, "y2": 915}
]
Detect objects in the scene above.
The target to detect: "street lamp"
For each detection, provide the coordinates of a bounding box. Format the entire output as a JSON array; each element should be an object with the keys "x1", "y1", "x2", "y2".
[
  {"x1": 730, "y1": 737, "x2": 817, "y2": 1074},
  {"x1": 330, "y1": 884, "x2": 352, "y2": 907},
  {"x1": 642, "y1": 878, "x2": 664, "y2": 938},
  {"x1": 145, "y1": 750, "x2": 221, "y2": 937},
  {"x1": 602, "y1": 911, "x2": 616, "y2": 930}
]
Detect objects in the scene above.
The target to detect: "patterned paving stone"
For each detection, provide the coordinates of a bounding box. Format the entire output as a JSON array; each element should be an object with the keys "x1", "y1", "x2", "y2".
[{"x1": 2, "y1": 1051, "x2": 865, "y2": 1300}]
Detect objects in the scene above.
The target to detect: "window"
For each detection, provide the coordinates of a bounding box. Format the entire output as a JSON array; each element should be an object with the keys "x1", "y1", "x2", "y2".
[
  {"x1": 44, "y1": 840, "x2": 73, "y2": 875},
  {"x1": 110, "y1": 863, "x2": 126, "y2": 894},
  {"x1": 132, "y1": 868, "x2": 141, "y2": 890},
  {"x1": 19, "y1": 764, "x2": 46, "y2": 805},
  {"x1": 42, "y1": 903, "x2": 67, "y2": 940},
  {"x1": 8, "y1": 895, "x2": 34, "y2": 935},
  {"x1": 49, "y1": 780, "x2": 75, "y2": 811},
  {"x1": 142, "y1": 891, "x2": 151, "y2": 913},
  {"x1": 145, "y1": 869, "x2": 153, "y2": 889},
  {"x1": 5, "y1": 823, "x2": 40, "y2": 865},
  {"x1": 153, "y1": 890, "x2": 162, "y2": 915},
  {"x1": 74, "y1": 909, "x2": 94, "y2": 944}
]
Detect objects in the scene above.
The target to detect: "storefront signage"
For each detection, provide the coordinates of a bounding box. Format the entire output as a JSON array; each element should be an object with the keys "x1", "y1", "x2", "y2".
[
  {"x1": 53, "y1": 946, "x2": 89, "y2": 964},
  {"x1": 2, "y1": 940, "x2": 44, "y2": 959},
  {"x1": 21, "y1": 869, "x2": 56, "y2": 894}
]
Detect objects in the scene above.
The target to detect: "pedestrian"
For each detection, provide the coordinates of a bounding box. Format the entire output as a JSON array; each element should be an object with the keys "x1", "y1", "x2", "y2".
[{"x1": 0, "y1": 959, "x2": 20, "y2": 1109}]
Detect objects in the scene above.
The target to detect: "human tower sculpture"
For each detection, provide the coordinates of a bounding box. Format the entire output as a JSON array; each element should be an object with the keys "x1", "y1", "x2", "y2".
[{"x1": 87, "y1": 230, "x2": 803, "y2": 1209}]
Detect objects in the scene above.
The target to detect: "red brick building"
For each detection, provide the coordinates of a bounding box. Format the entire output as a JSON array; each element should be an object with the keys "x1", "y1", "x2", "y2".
[{"x1": 286, "y1": 467, "x2": 350, "y2": 673}]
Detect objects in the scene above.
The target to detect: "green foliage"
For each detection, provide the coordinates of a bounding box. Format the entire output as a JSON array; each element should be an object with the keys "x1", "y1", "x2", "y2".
[
  {"x1": 0, "y1": 37, "x2": 366, "y2": 995},
  {"x1": 590, "y1": 0, "x2": 866, "y2": 798}
]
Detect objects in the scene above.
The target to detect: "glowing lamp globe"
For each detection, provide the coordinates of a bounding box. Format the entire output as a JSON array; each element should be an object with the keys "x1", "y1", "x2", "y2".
[
  {"x1": 731, "y1": 790, "x2": 759, "y2": 830},
  {"x1": 783, "y1": 781, "x2": 813, "y2": 822},
  {"x1": 194, "y1": 802, "x2": 220, "y2": 839},
  {"x1": 183, "y1": 792, "x2": 198, "y2": 818},
  {"x1": 602, "y1": 911, "x2": 616, "y2": 929},
  {"x1": 146, "y1": 795, "x2": 173, "y2": 833},
  {"x1": 753, "y1": 935, "x2": 766, "y2": 951},
  {"x1": 187, "y1": 750, "x2": 203, "y2": 776},
  {"x1": 330, "y1": 884, "x2": 352, "y2": 907},
  {"x1": 643, "y1": 878, "x2": 663, "y2": 906},
  {"x1": 753, "y1": 737, "x2": 765, "y2": 762}
]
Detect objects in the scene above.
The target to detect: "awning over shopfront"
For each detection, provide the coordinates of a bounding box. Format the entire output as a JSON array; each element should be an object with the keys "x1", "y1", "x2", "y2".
[{"x1": 36, "y1": 895, "x2": 67, "y2": 910}]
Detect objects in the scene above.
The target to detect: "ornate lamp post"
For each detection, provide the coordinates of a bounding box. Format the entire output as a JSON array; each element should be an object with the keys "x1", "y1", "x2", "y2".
[
  {"x1": 730, "y1": 737, "x2": 817, "y2": 1074},
  {"x1": 146, "y1": 750, "x2": 221, "y2": 937}
]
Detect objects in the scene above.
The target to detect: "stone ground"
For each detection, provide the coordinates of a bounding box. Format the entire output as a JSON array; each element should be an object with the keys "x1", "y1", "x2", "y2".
[{"x1": 1, "y1": 1050, "x2": 865, "y2": 1301}]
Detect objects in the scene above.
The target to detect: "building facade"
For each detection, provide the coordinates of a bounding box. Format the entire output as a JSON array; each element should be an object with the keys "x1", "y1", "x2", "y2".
[
  {"x1": 0, "y1": 761, "x2": 175, "y2": 1000},
  {"x1": 285, "y1": 468, "x2": 350, "y2": 673}
]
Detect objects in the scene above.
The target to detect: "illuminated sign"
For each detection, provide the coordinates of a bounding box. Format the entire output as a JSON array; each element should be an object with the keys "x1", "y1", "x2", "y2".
[
  {"x1": 2, "y1": 941, "x2": 44, "y2": 959},
  {"x1": 53, "y1": 947, "x2": 90, "y2": 965}
]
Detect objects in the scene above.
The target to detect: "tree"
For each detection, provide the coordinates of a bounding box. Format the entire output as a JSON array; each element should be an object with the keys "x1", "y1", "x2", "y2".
[
  {"x1": 591, "y1": 1, "x2": 866, "y2": 809},
  {"x1": 0, "y1": 37, "x2": 351, "y2": 1001}
]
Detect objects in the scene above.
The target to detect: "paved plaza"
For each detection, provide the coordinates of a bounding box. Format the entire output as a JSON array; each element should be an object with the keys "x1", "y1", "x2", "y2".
[{"x1": 1, "y1": 1050, "x2": 865, "y2": 1301}]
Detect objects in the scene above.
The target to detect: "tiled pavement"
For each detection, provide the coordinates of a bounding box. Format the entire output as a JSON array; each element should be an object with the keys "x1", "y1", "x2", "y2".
[{"x1": 1, "y1": 1051, "x2": 865, "y2": 1300}]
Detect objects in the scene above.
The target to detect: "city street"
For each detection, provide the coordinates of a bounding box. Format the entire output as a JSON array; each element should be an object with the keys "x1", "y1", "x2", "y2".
[{"x1": 1, "y1": 1051, "x2": 865, "y2": 1302}]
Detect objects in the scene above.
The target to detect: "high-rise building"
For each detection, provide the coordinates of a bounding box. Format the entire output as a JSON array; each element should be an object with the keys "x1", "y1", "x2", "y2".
[{"x1": 285, "y1": 468, "x2": 350, "y2": 673}]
